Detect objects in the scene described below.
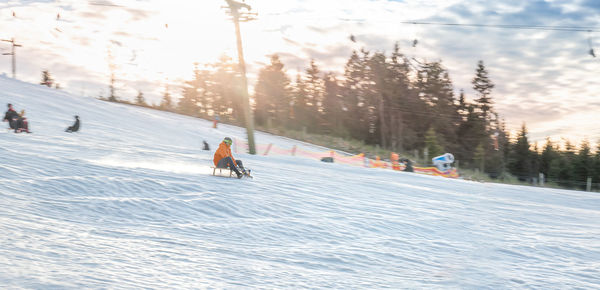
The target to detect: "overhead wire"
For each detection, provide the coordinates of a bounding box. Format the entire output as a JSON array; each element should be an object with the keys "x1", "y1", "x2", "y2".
[{"x1": 377, "y1": 20, "x2": 600, "y2": 32}]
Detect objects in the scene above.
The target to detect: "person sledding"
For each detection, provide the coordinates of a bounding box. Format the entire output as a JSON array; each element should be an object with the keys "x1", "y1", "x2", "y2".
[
  {"x1": 213, "y1": 137, "x2": 247, "y2": 178},
  {"x1": 3, "y1": 103, "x2": 19, "y2": 131},
  {"x1": 66, "y1": 115, "x2": 80, "y2": 132},
  {"x1": 3, "y1": 104, "x2": 31, "y2": 133},
  {"x1": 15, "y1": 109, "x2": 32, "y2": 133}
]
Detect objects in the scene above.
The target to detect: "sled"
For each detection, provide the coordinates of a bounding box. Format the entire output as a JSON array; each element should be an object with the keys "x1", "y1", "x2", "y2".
[{"x1": 211, "y1": 167, "x2": 253, "y2": 179}]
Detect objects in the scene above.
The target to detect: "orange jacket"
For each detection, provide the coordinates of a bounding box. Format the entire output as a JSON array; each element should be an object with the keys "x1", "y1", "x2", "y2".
[{"x1": 213, "y1": 141, "x2": 236, "y2": 166}]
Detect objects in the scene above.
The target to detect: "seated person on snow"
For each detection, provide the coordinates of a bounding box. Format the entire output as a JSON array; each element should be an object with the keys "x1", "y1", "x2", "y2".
[
  {"x1": 15, "y1": 109, "x2": 31, "y2": 133},
  {"x1": 66, "y1": 115, "x2": 80, "y2": 132},
  {"x1": 3, "y1": 103, "x2": 19, "y2": 130},
  {"x1": 213, "y1": 137, "x2": 246, "y2": 178},
  {"x1": 400, "y1": 158, "x2": 414, "y2": 172}
]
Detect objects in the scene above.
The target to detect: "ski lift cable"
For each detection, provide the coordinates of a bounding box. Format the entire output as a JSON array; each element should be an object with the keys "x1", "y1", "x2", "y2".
[
  {"x1": 396, "y1": 21, "x2": 600, "y2": 32},
  {"x1": 338, "y1": 18, "x2": 600, "y2": 32},
  {"x1": 88, "y1": 1, "x2": 125, "y2": 8}
]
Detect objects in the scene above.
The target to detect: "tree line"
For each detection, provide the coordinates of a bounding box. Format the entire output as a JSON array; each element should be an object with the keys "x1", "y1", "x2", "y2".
[{"x1": 96, "y1": 43, "x2": 599, "y2": 190}]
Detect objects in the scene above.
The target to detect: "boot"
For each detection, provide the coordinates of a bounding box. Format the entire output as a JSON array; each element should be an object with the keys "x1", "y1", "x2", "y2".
[{"x1": 231, "y1": 166, "x2": 243, "y2": 179}]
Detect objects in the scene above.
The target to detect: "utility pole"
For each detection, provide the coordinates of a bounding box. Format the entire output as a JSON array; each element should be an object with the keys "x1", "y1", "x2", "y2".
[
  {"x1": 224, "y1": 0, "x2": 257, "y2": 154},
  {"x1": 2, "y1": 38, "x2": 22, "y2": 79}
]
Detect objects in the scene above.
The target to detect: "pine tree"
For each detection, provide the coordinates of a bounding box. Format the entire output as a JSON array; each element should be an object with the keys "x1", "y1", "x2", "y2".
[
  {"x1": 107, "y1": 49, "x2": 118, "y2": 102},
  {"x1": 531, "y1": 142, "x2": 541, "y2": 182},
  {"x1": 594, "y1": 141, "x2": 600, "y2": 190},
  {"x1": 341, "y1": 50, "x2": 371, "y2": 141},
  {"x1": 386, "y1": 43, "x2": 414, "y2": 152},
  {"x1": 474, "y1": 143, "x2": 486, "y2": 173},
  {"x1": 179, "y1": 64, "x2": 205, "y2": 117},
  {"x1": 561, "y1": 140, "x2": 577, "y2": 187},
  {"x1": 415, "y1": 61, "x2": 459, "y2": 152},
  {"x1": 254, "y1": 54, "x2": 292, "y2": 127},
  {"x1": 548, "y1": 141, "x2": 575, "y2": 188},
  {"x1": 40, "y1": 70, "x2": 53, "y2": 87},
  {"x1": 424, "y1": 127, "x2": 444, "y2": 161},
  {"x1": 485, "y1": 117, "x2": 510, "y2": 179},
  {"x1": 210, "y1": 54, "x2": 243, "y2": 122},
  {"x1": 369, "y1": 52, "x2": 390, "y2": 147},
  {"x1": 322, "y1": 72, "x2": 342, "y2": 134},
  {"x1": 108, "y1": 72, "x2": 117, "y2": 102},
  {"x1": 472, "y1": 60, "x2": 494, "y2": 120},
  {"x1": 135, "y1": 90, "x2": 147, "y2": 107},
  {"x1": 456, "y1": 103, "x2": 485, "y2": 168},
  {"x1": 548, "y1": 157, "x2": 567, "y2": 187},
  {"x1": 508, "y1": 123, "x2": 532, "y2": 181},
  {"x1": 540, "y1": 138, "x2": 558, "y2": 177},
  {"x1": 291, "y1": 72, "x2": 309, "y2": 130},
  {"x1": 574, "y1": 140, "x2": 594, "y2": 189},
  {"x1": 196, "y1": 69, "x2": 212, "y2": 117},
  {"x1": 304, "y1": 59, "x2": 324, "y2": 131},
  {"x1": 160, "y1": 89, "x2": 173, "y2": 111},
  {"x1": 457, "y1": 89, "x2": 467, "y2": 120}
]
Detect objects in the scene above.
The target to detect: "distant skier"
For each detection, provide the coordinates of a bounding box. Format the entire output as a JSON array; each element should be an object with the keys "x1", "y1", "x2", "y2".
[
  {"x1": 202, "y1": 140, "x2": 210, "y2": 151},
  {"x1": 3, "y1": 103, "x2": 19, "y2": 130},
  {"x1": 213, "y1": 137, "x2": 246, "y2": 178},
  {"x1": 212, "y1": 114, "x2": 220, "y2": 129},
  {"x1": 66, "y1": 115, "x2": 80, "y2": 133}
]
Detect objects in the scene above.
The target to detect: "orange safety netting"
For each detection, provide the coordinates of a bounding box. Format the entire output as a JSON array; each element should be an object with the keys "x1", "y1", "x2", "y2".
[
  {"x1": 295, "y1": 147, "x2": 332, "y2": 159},
  {"x1": 414, "y1": 167, "x2": 460, "y2": 178},
  {"x1": 232, "y1": 139, "x2": 459, "y2": 178}
]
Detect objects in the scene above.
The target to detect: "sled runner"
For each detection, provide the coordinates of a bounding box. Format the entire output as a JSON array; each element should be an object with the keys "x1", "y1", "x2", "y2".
[{"x1": 211, "y1": 167, "x2": 253, "y2": 179}]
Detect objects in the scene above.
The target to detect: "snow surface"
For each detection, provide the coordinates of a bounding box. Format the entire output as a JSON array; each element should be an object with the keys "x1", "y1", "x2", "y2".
[{"x1": 1, "y1": 75, "x2": 600, "y2": 289}]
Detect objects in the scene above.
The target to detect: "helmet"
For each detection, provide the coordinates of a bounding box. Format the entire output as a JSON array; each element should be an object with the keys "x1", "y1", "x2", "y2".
[{"x1": 223, "y1": 137, "x2": 232, "y2": 145}]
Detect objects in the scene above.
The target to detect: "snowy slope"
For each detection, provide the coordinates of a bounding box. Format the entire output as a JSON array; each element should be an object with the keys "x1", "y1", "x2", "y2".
[{"x1": 1, "y1": 75, "x2": 599, "y2": 289}]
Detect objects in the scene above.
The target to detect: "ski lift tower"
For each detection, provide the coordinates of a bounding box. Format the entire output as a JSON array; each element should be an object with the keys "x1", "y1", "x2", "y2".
[
  {"x1": 224, "y1": 0, "x2": 257, "y2": 154},
  {"x1": 2, "y1": 38, "x2": 22, "y2": 79}
]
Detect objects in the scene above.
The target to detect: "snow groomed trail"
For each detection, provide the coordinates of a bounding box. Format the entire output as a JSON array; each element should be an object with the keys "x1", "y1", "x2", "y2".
[{"x1": 1, "y1": 76, "x2": 599, "y2": 288}]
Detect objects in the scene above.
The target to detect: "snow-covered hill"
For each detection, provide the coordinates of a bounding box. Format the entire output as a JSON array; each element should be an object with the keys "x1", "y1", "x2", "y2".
[{"x1": 1, "y1": 75, "x2": 599, "y2": 288}]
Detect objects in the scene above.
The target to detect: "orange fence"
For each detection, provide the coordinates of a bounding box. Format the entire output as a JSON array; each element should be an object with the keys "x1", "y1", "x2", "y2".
[{"x1": 233, "y1": 138, "x2": 459, "y2": 178}]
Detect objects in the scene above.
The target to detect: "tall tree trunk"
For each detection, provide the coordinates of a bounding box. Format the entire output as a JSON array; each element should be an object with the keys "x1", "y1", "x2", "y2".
[
  {"x1": 390, "y1": 114, "x2": 397, "y2": 151},
  {"x1": 396, "y1": 109, "x2": 403, "y2": 153},
  {"x1": 378, "y1": 93, "x2": 387, "y2": 148}
]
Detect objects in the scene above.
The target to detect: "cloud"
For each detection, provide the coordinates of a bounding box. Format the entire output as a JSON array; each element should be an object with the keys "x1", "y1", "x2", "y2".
[
  {"x1": 125, "y1": 7, "x2": 155, "y2": 21},
  {"x1": 77, "y1": 10, "x2": 109, "y2": 20},
  {"x1": 271, "y1": 52, "x2": 307, "y2": 72},
  {"x1": 502, "y1": 1, "x2": 589, "y2": 23},
  {"x1": 282, "y1": 36, "x2": 300, "y2": 46},
  {"x1": 301, "y1": 45, "x2": 352, "y2": 68},
  {"x1": 307, "y1": 25, "x2": 329, "y2": 33}
]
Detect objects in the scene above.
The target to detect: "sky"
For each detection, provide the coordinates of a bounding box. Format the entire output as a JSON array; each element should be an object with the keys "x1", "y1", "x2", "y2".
[{"x1": 1, "y1": 0, "x2": 599, "y2": 149}]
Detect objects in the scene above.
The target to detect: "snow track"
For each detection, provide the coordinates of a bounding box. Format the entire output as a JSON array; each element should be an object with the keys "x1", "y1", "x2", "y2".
[{"x1": 1, "y1": 76, "x2": 600, "y2": 288}]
